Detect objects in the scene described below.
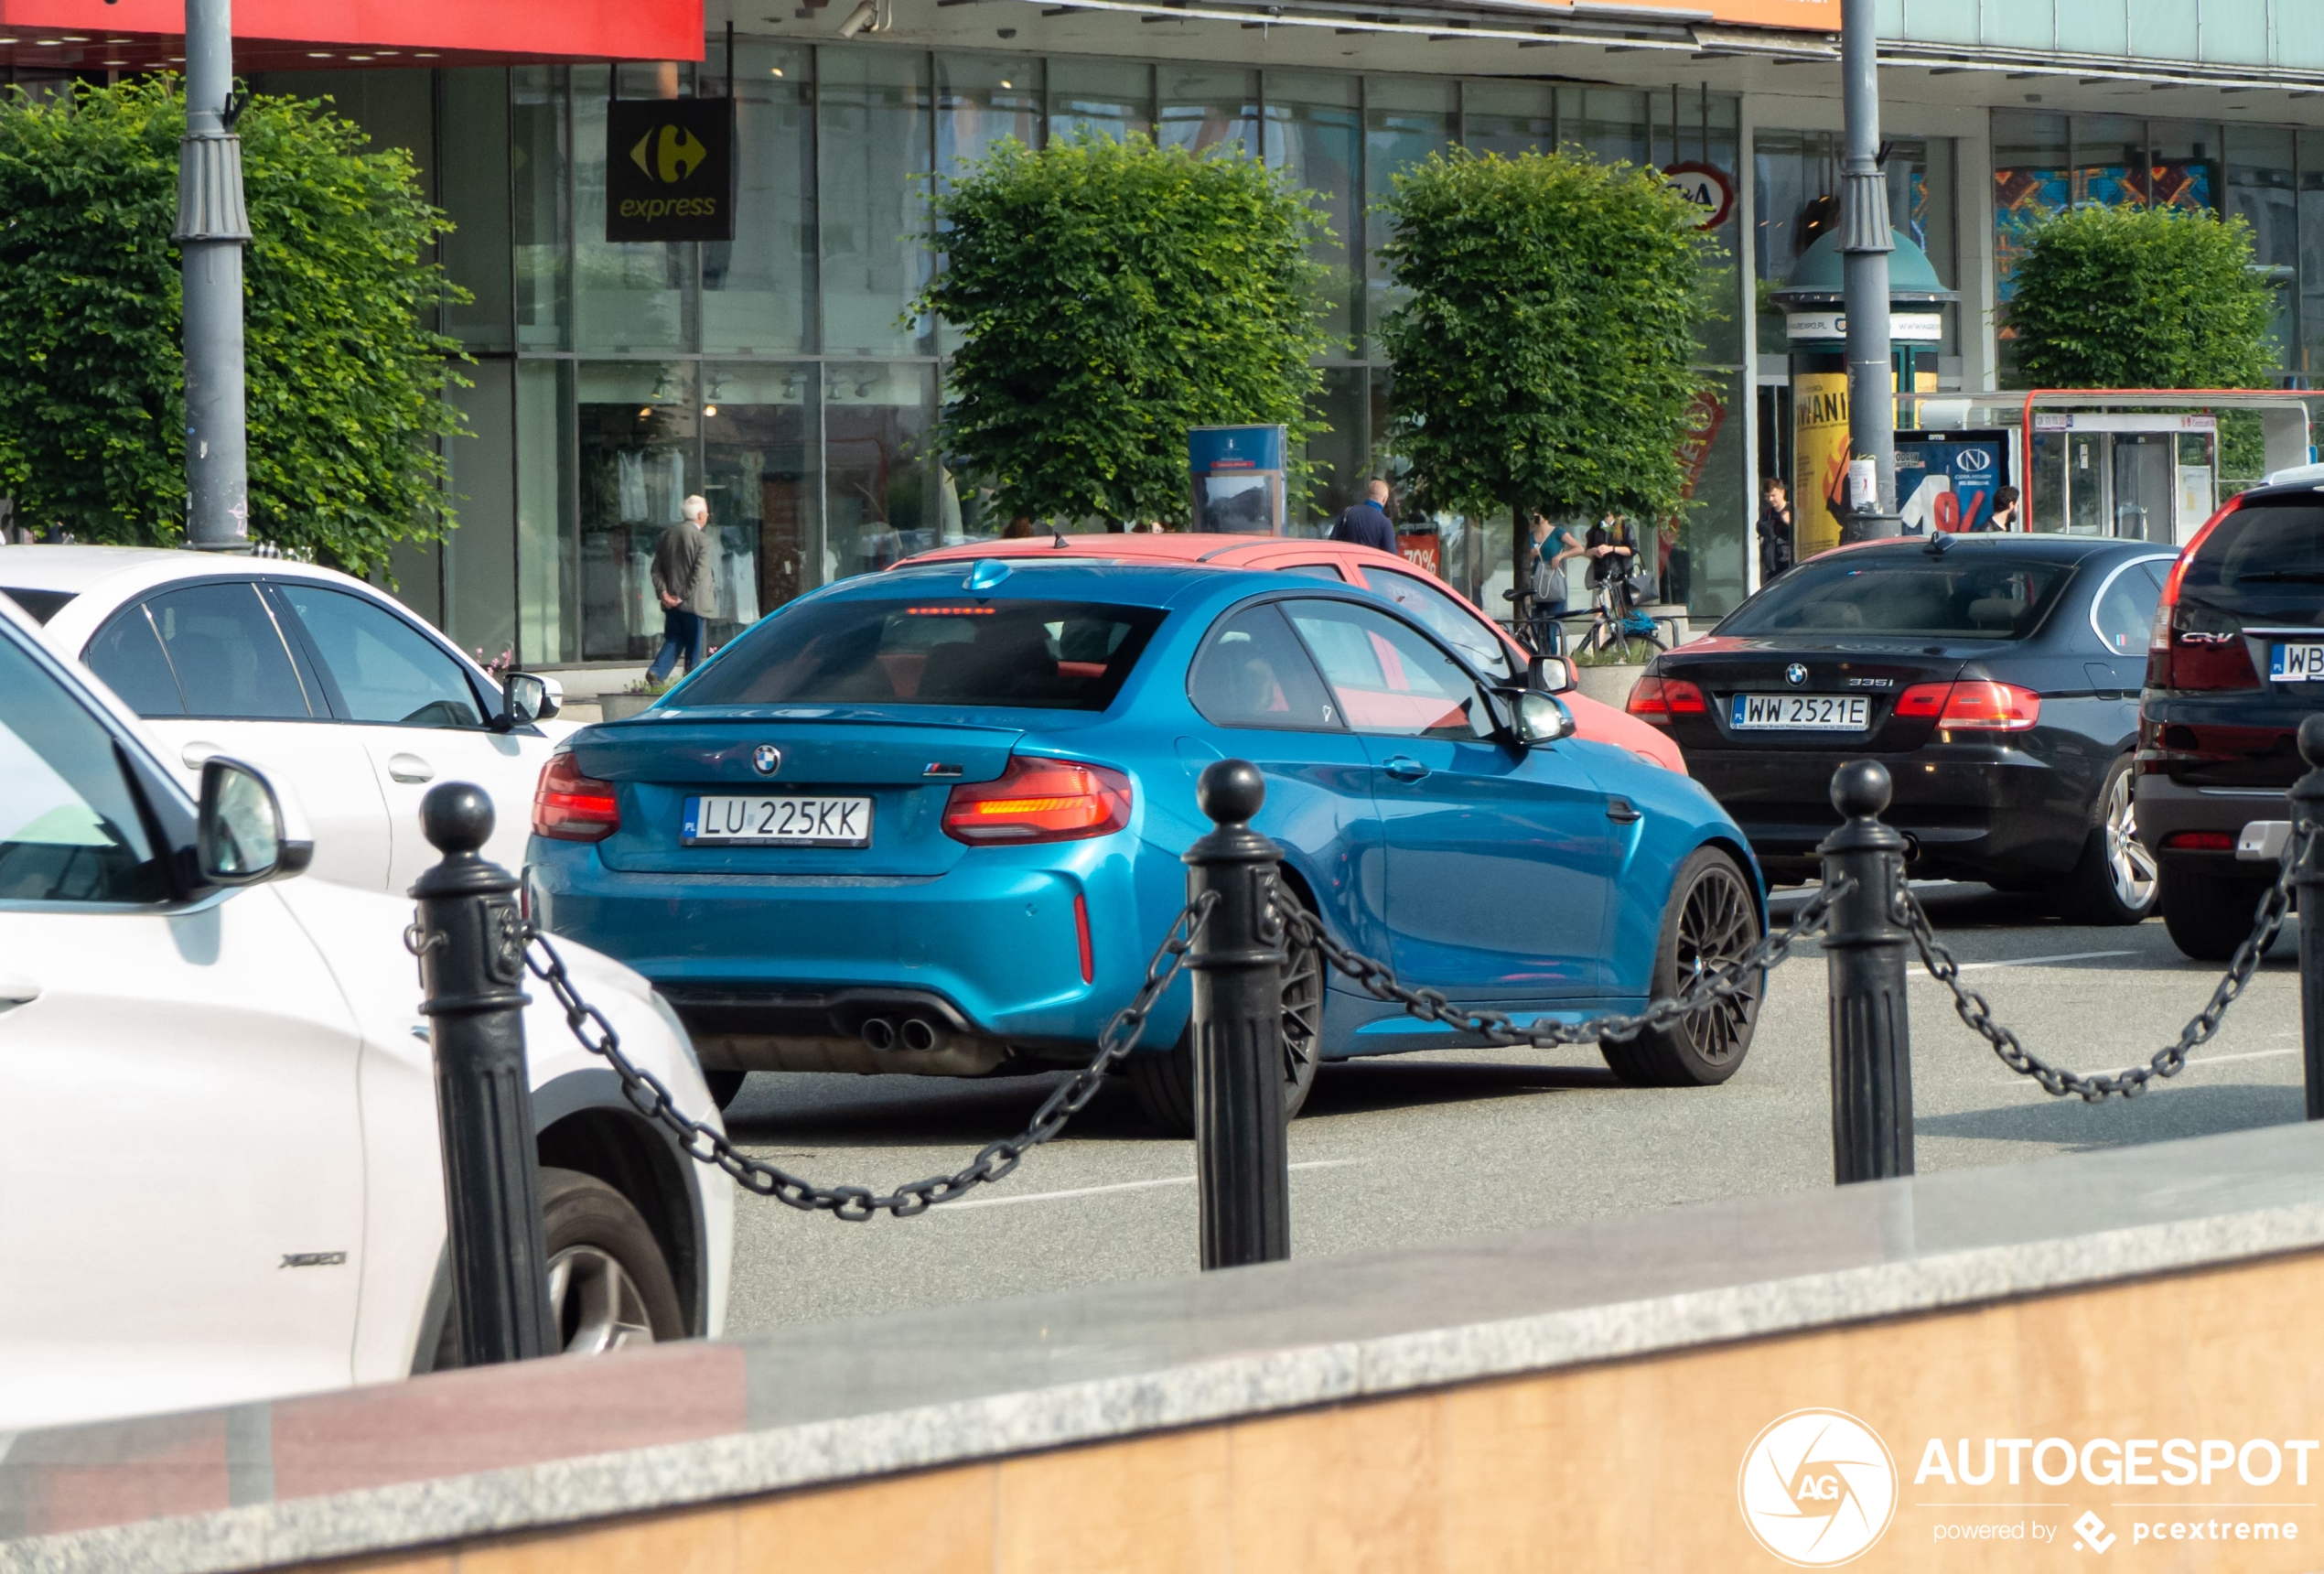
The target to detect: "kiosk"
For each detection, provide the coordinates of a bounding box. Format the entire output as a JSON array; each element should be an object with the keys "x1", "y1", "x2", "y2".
[{"x1": 1188, "y1": 425, "x2": 1288, "y2": 534}]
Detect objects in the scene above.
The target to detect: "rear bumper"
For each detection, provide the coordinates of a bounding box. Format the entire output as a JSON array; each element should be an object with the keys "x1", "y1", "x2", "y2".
[
  {"x1": 1687, "y1": 745, "x2": 2088, "y2": 883},
  {"x1": 2132, "y1": 771, "x2": 2290, "y2": 868},
  {"x1": 525, "y1": 834, "x2": 1183, "y2": 1073}
]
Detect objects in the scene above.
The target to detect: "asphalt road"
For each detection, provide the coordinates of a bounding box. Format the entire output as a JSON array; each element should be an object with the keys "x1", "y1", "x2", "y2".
[{"x1": 714, "y1": 883, "x2": 2307, "y2": 1337}]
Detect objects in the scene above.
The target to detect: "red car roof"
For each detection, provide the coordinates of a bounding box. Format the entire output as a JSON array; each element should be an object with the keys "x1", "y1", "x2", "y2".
[{"x1": 894, "y1": 533, "x2": 1688, "y2": 773}]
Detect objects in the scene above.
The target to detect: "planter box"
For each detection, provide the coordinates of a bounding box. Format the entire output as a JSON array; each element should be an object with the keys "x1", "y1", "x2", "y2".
[
  {"x1": 1574, "y1": 662, "x2": 1647, "y2": 712},
  {"x1": 597, "y1": 692, "x2": 660, "y2": 722}
]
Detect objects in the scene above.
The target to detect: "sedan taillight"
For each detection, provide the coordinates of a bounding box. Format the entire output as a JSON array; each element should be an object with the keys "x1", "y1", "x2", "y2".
[
  {"x1": 1893, "y1": 680, "x2": 2041, "y2": 732},
  {"x1": 533, "y1": 751, "x2": 621, "y2": 842},
  {"x1": 943, "y1": 756, "x2": 1133, "y2": 845},
  {"x1": 1626, "y1": 674, "x2": 1706, "y2": 722}
]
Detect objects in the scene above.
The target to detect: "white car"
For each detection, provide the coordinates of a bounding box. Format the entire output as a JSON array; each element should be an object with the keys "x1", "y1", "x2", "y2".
[
  {"x1": 0, "y1": 545, "x2": 570, "y2": 893},
  {"x1": 0, "y1": 596, "x2": 731, "y2": 1432}
]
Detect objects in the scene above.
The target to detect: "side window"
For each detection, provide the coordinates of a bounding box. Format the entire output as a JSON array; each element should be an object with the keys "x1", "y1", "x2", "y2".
[
  {"x1": 1189, "y1": 603, "x2": 1343, "y2": 731},
  {"x1": 1274, "y1": 561, "x2": 1349, "y2": 583},
  {"x1": 1364, "y1": 569, "x2": 1518, "y2": 682},
  {"x1": 85, "y1": 607, "x2": 188, "y2": 717},
  {"x1": 144, "y1": 582, "x2": 315, "y2": 720},
  {"x1": 2091, "y1": 560, "x2": 2165, "y2": 656},
  {"x1": 1283, "y1": 600, "x2": 1494, "y2": 740},
  {"x1": 0, "y1": 633, "x2": 167, "y2": 904},
  {"x1": 274, "y1": 584, "x2": 486, "y2": 728}
]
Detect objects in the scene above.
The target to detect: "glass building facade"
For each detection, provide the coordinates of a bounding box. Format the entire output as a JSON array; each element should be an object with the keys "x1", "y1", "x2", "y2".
[{"x1": 253, "y1": 47, "x2": 1748, "y2": 667}]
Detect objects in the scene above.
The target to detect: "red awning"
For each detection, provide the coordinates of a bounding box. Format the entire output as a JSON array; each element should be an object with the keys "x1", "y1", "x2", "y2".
[{"x1": 0, "y1": 0, "x2": 705, "y2": 70}]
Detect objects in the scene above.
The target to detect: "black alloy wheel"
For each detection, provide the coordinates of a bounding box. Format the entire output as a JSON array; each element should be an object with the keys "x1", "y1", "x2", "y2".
[
  {"x1": 1602, "y1": 847, "x2": 1762, "y2": 1086},
  {"x1": 1125, "y1": 882, "x2": 1326, "y2": 1136}
]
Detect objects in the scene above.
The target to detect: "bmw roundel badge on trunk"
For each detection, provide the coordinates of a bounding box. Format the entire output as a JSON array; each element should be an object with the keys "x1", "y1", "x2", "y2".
[
  {"x1": 752, "y1": 745, "x2": 782, "y2": 777},
  {"x1": 1785, "y1": 663, "x2": 1809, "y2": 686}
]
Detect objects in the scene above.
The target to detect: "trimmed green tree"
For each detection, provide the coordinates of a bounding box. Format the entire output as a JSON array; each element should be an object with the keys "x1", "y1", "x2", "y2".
[
  {"x1": 2006, "y1": 201, "x2": 2277, "y2": 390},
  {"x1": 1375, "y1": 147, "x2": 1713, "y2": 583},
  {"x1": 917, "y1": 131, "x2": 1331, "y2": 528},
  {"x1": 0, "y1": 79, "x2": 466, "y2": 576}
]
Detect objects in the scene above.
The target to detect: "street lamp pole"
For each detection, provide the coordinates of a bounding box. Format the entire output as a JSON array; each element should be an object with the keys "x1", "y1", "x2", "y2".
[
  {"x1": 1839, "y1": 0, "x2": 1898, "y2": 535},
  {"x1": 177, "y1": 0, "x2": 253, "y2": 553}
]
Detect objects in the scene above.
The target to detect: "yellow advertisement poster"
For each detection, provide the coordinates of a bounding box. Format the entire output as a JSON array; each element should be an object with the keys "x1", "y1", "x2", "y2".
[{"x1": 1793, "y1": 369, "x2": 1850, "y2": 559}]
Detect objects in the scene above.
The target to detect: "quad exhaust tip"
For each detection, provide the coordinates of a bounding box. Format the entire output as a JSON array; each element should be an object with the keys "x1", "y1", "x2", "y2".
[
  {"x1": 861, "y1": 1016, "x2": 943, "y2": 1053},
  {"x1": 861, "y1": 1018, "x2": 896, "y2": 1051},
  {"x1": 899, "y1": 1017, "x2": 939, "y2": 1053}
]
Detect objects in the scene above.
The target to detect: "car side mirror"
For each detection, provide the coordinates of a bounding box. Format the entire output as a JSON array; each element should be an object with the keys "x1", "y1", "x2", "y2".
[
  {"x1": 197, "y1": 758, "x2": 313, "y2": 886},
  {"x1": 1504, "y1": 688, "x2": 1576, "y2": 749},
  {"x1": 500, "y1": 671, "x2": 554, "y2": 730},
  {"x1": 1528, "y1": 652, "x2": 1576, "y2": 695}
]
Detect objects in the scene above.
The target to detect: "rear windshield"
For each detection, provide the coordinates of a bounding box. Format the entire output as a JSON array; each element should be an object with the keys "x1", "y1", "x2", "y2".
[
  {"x1": 2179, "y1": 501, "x2": 2324, "y2": 618},
  {"x1": 1719, "y1": 553, "x2": 2076, "y2": 641},
  {"x1": 0, "y1": 588, "x2": 74, "y2": 626},
  {"x1": 678, "y1": 597, "x2": 1166, "y2": 711}
]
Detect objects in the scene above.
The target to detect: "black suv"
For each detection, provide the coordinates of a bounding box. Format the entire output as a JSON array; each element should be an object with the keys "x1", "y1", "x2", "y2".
[{"x1": 2137, "y1": 483, "x2": 2324, "y2": 957}]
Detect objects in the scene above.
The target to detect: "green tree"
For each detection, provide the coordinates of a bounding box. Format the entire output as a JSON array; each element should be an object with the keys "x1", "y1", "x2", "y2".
[
  {"x1": 0, "y1": 79, "x2": 466, "y2": 576},
  {"x1": 2007, "y1": 202, "x2": 2276, "y2": 390},
  {"x1": 918, "y1": 131, "x2": 1331, "y2": 528},
  {"x1": 1376, "y1": 148, "x2": 1713, "y2": 572}
]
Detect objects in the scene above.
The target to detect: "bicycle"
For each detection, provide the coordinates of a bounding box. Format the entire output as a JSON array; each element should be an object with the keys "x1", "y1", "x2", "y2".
[
  {"x1": 1572, "y1": 572, "x2": 1668, "y2": 664},
  {"x1": 1501, "y1": 586, "x2": 1565, "y2": 657}
]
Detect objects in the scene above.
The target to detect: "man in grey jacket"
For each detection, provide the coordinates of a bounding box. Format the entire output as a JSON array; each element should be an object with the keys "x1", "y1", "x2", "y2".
[{"x1": 648, "y1": 494, "x2": 717, "y2": 682}]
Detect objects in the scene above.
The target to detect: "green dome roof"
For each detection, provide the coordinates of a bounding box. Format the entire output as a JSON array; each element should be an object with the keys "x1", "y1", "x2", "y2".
[{"x1": 1770, "y1": 228, "x2": 1957, "y2": 306}]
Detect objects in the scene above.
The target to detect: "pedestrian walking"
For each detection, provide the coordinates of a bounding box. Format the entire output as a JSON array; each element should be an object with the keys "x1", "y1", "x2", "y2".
[
  {"x1": 648, "y1": 494, "x2": 716, "y2": 683},
  {"x1": 1756, "y1": 477, "x2": 1796, "y2": 583},
  {"x1": 1983, "y1": 485, "x2": 2020, "y2": 534},
  {"x1": 1529, "y1": 512, "x2": 1585, "y2": 652},
  {"x1": 1329, "y1": 479, "x2": 1400, "y2": 555}
]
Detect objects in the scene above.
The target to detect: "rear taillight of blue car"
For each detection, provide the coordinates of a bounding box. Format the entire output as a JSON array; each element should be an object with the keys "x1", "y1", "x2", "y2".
[
  {"x1": 941, "y1": 756, "x2": 1132, "y2": 845},
  {"x1": 533, "y1": 751, "x2": 621, "y2": 842}
]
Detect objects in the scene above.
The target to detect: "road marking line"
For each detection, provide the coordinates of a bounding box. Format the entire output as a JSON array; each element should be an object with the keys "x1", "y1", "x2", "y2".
[
  {"x1": 941, "y1": 1159, "x2": 1359, "y2": 1212},
  {"x1": 1910, "y1": 950, "x2": 2136, "y2": 976}
]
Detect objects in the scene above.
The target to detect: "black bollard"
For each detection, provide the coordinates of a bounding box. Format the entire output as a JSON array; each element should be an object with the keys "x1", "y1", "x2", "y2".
[
  {"x1": 1819, "y1": 760, "x2": 1916, "y2": 1183},
  {"x1": 2295, "y1": 717, "x2": 2324, "y2": 1123},
  {"x1": 1184, "y1": 760, "x2": 1292, "y2": 1269},
  {"x1": 412, "y1": 782, "x2": 556, "y2": 1364}
]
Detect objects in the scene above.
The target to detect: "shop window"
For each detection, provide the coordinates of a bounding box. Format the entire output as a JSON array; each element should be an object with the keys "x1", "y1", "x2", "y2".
[
  {"x1": 703, "y1": 364, "x2": 818, "y2": 631},
  {"x1": 2299, "y1": 132, "x2": 2324, "y2": 381},
  {"x1": 512, "y1": 65, "x2": 570, "y2": 351},
  {"x1": 1462, "y1": 80, "x2": 1553, "y2": 162},
  {"x1": 2227, "y1": 124, "x2": 2296, "y2": 377},
  {"x1": 824, "y1": 363, "x2": 939, "y2": 584},
  {"x1": 1049, "y1": 58, "x2": 1151, "y2": 144},
  {"x1": 1560, "y1": 87, "x2": 1646, "y2": 168},
  {"x1": 577, "y1": 362, "x2": 697, "y2": 662},
  {"x1": 515, "y1": 360, "x2": 576, "y2": 666},
  {"x1": 572, "y1": 63, "x2": 694, "y2": 354},
  {"x1": 1264, "y1": 71, "x2": 1360, "y2": 346},
  {"x1": 821, "y1": 49, "x2": 932, "y2": 358},
  {"x1": 1158, "y1": 65, "x2": 1257, "y2": 160},
  {"x1": 1301, "y1": 367, "x2": 1367, "y2": 534},
  {"x1": 1364, "y1": 77, "x2": 1454, "y2": 361},
  {"x1": 439, "y1": 69, "x2": 513, "y2": 351},
  {"x1": 704, "y1": 40, "x2": 813, "y2": 357},
  {"x1": 2148, "y1": 120, "x2": 2223, "y2": 215}
]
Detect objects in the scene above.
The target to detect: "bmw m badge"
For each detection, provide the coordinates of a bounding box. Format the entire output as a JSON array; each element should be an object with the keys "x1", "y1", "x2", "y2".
[
  {"x1": 752, "y1": 744, "x2": 782, "y2": 776},
  {"x1": 1785, "y1": 663, "x2": 1809, "y2": 687}
]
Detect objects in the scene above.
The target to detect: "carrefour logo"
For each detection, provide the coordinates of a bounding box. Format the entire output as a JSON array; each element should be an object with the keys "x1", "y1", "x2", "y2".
[
  {"x1": 629, "y1": 123, "x2": 709, "y2": 185},
  {"x1": 1738, "y1": 1409, "x2": 1899, "y2": 1566}
]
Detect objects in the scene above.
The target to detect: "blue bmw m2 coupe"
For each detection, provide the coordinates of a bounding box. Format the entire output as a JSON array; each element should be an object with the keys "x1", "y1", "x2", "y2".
[{"x1": 527, "y1": 558, "x2": 1766, "y2": 1131}]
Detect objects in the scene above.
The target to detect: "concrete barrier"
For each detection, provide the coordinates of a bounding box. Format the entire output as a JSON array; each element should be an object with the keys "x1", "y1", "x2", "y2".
[{"x1": 8, "y1": 1122, "x2": 2324, "y2": 1573}]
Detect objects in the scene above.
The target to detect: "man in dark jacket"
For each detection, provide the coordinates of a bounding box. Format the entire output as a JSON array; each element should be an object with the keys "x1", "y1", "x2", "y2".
[
  {"x1": 648, "y1": 494, "x2": 717, "y2": 682},
  {"x1": 1329, "y1": 479, "x2": 1400, "y2": 554},
  {"x1": 1756, "y1": 477, "x2": 1796, "y2": 585}
]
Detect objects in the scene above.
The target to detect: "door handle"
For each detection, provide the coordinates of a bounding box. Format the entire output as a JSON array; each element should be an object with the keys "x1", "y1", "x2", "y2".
[
  {"x1": 386, "y1": 753, "x2": 436, "y2": 784},
  {"x1": 0, "y1": 972, "x2": 40, "y2": 1010},
  {"x1": 180, "y1": 740, "x2": 222, "y2": 770},
  {"x1": 1381, "y1": 756, "x2": 1430, "y2": 782},
  {"x1": 1606, "y1": 796, "x2": 1642, "y2": 824}
]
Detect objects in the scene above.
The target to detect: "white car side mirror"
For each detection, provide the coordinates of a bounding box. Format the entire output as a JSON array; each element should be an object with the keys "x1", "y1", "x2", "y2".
[{"x1": 197, "y1": 757, "x2": 314, "y2": 886}]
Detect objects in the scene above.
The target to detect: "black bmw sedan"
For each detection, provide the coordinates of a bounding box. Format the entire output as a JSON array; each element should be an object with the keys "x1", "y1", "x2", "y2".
[{"x1": 1628, "y1": 534, "x2": 2176, "y2": 922}]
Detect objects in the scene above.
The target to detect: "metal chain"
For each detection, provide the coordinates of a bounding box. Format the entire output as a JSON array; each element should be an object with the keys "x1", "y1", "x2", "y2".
[
  {"x1": 521, "y1": 892, "x2": 1218, "y2": 1220},
  {"x1": 1902, "y1": 827, "x2": 2308, "y2": 1101},
  {"x1": 1280, "y1": 877, "x2": 1849, "y2": 1050}
]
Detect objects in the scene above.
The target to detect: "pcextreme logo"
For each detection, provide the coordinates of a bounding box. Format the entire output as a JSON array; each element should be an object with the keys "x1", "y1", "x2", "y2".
[{"x1": 1739, "y1": 1409, "x2": 1899, "y2": 1567}]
